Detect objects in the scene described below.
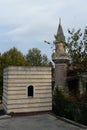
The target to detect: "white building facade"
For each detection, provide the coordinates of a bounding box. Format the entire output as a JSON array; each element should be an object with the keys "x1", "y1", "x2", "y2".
[{"x1": 3, "y1": 67, "x2": 52, "y2": 114}]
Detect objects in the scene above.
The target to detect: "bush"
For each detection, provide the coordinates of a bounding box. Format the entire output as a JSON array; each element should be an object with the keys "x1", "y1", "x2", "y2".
[
  {"x1": 52, "y1": 87, "x2": 87, "y2": 125},
  {"x1": 52, "y1": 87, "x2": 67, "y2": 116}
]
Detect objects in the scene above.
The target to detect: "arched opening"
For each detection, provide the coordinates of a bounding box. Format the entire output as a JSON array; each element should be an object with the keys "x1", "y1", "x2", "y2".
[{"x1": 28, "y1": 85, "x2": 34, "y2": 97}]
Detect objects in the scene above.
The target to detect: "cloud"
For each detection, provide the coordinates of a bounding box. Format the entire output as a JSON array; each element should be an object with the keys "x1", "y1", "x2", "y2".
[{"x1": 0, "y1": 0, "x2": 87, "y2": 60}]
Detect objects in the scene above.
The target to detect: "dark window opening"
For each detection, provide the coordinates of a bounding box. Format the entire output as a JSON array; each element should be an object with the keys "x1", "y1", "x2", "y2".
[
  {"x1": 67, "y1": 69, "x2": 79, "y2": 97},
  {"x1": 28, "y1": 85, "x2": 34, "y2": 97},
  {"x1": 67, "y1": 79, "x2": 79, "y2": 96}
]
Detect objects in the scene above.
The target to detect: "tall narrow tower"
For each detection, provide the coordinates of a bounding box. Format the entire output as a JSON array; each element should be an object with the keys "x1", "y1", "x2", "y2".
[{"x1": 52, "y1": 20, "x2": 69, "y2": 90}]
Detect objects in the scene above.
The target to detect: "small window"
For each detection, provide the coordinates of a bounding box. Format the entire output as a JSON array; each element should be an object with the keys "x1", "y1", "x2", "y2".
[{"x1": 28, "y1": 85, "x2": 34, "y2": 97}]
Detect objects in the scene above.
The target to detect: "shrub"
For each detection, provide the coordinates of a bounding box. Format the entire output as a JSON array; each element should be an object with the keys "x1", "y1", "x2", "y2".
[{"x1": 52, "y1": 87, "x2": 87, "y2": 125}]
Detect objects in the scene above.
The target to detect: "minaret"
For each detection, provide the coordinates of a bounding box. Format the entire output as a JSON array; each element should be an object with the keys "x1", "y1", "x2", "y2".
[{"x1": 52, "y1": 19, "x2": 69, "y2": 90}]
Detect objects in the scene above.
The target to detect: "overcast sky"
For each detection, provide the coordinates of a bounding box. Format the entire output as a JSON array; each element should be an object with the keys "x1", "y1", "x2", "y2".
[{"x1": 0, "y1": 0, "x2": 87, "y2": 60}]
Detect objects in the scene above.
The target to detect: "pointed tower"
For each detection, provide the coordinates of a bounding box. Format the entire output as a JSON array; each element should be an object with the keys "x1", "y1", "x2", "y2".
[
  {"x1": 52, "y1": 20, "x2": 69, "y2": 90},
  {"x1": 56, "y1": 18, "x2": 65, "y2": 43}
]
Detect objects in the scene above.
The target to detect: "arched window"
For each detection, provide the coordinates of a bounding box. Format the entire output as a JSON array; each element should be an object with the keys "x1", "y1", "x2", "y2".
[{"x1": 28, "y1": 85, "x2": 34, "y2": 97}]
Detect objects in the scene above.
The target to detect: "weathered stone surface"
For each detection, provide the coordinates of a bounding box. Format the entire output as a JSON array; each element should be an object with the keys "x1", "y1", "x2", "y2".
[
  {"x1": 3, "y1": 67, "x2": 52, "y2": 114},
  {"x1": 52, "y1": 21, "x2": 69, "y2": 89},
  {"x1": 55, "y1": 63, "x2": 67, "y2": 88}
]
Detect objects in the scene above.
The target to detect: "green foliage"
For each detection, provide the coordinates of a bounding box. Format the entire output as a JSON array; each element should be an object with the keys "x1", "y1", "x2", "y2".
[
  {"x1": 0, "y1": 47, "x2": 51, "y2": 96},
  {"x1": 26, "y1": 48, "x2": 50, "y2": 66},
  {"x1": 52, "y1": 87, "x2": 67, "y2": 116},
  {"x1": 79, "y1": 103, "x2": 87, "y2": 125},
  {"x1": 67, "y1": 27, "x2": 87, "y2": 73},
  {"x1": 52, "y1": 88, "x2": 77, "y2": 120},
  {"x1": 52, "y1": 87, "x2": 87, "y2": 125},
  {"x1": 0, "y1": 47, "x2": 27, "y2": 95},
  {"x1": 1, "y1": 47, "x2": 26, "y2": 67}
]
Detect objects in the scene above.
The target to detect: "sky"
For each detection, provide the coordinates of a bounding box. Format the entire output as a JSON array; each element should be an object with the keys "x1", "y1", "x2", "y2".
[{"x1": 0, "y1": 0, "x2": 87, "y2": 60}]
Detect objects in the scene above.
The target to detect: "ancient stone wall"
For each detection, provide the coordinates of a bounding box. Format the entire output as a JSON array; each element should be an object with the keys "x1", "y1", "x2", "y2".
[{"x1": 3, "y1": 67, "x2": 52, "y2": 113}]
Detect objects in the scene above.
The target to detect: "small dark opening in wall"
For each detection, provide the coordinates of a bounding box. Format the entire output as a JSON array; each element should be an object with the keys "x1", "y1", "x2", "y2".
[
  {"x1": 67, "y1": 69, "x2": 79, "y2": 96},
  {"x1": 28, "y1": 85, "x2": 33, "y2": 97}
]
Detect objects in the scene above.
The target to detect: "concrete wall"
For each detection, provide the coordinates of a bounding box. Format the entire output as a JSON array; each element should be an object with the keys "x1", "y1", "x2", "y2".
[{"x1": 3, "y1": 67, "x2": 52, "y2": 114}]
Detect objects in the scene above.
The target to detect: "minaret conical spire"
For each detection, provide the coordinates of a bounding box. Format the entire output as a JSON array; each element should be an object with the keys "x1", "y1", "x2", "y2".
[{"x1": 55, "y1": 18, "x2": 65, "y2": 43}]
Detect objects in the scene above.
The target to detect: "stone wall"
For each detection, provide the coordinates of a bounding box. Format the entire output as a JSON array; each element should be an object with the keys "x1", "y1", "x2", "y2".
[
  {"x1": 3, "y1": 67, "x2": 52, "y2": 114},
  {"x1": 55, "y1": 63, "x2": 67, "y2": 89}
]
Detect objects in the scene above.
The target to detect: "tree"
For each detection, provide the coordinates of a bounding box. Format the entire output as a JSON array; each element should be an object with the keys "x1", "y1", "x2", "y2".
[
  {"x1": 1, "y1": 47, "x2": 26, "y2": 67},
  {"x1": 41, "y1": 54, "x2": 50, "y2": 66},
  {"x1": 0, "y1": 47, "x2": 27, "y2": 95},
  {"x1": 26, "y1": 48, "x2": 50, "y2": 66},
  {"x1": 66, "y1": 27, "x2": 87, "y2": 73}
]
